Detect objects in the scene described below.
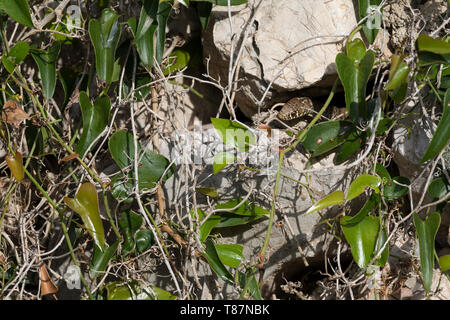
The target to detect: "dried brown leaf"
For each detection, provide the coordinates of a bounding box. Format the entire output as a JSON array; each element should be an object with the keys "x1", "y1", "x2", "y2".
[{"x1": 1, "y1": 100, "x2": 30, "y2": 127}]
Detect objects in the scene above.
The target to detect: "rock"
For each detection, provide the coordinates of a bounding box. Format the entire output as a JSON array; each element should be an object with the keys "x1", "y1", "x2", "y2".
[{"x1": 202, "y1": 0, "x2": 358, "y2": 118}]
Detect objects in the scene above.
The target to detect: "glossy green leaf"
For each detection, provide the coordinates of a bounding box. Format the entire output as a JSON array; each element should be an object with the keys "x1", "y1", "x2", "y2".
[
  {"x1": 135, "y1": 229, "x2": 154, "y2": 253},
  {"x1": 192, "y1": 209, "x2": 221, "y2": 243},
  {"x1": 213, "y1": 151, "x2": 236, "y2": 174},
  {"x1": 76, "y1": 92, "x2": 111, "y2": 158},
  {"x1": 358, "y1": 0, "x2": 382, "y2": 44},
  {"x1": 30, "y1": 42, "x2": 61, "y2": 99},
  {"x1": 420, "y1": 89, "x2": 450, "y2": 163},
  {"x1": 2, "y1": 41, "x2": 30, "y2": 73},
  {"x1": 118, "y1": 211, "x2": 143, "y2": 256},
  {"x1": 202, "y1": 239, "x2": 234, "y2": 284},
  {"x1": 5, "y1": 152, "x2": 24, "y2": 182},
  {"x1": 211, "y1": 118, "x2": 255, "y2": 152},
  {"x1": 334, "y1": 130, "x2": 364, "y2": 164},
  {"x1": 0, "y1": 0, "x2": 33, "y2": 27},
  {"x1": 106, "y1": 282, "x2": 133, "y2": 300},
  {"x1": 385, "y1": 55, "x2": 410, "y2": 91},
  {"x1": 439, "y1": 255, "x2": 450, "y2": 272},
  {"x1": 215, "y1": 244, "x2": 243, "y2": 268},
  {"x1": 215, "y1": 198, "x2": 269, "y2": 216},
  {"x1": 155, "y1": 2, "x2": 172, "y2": 65},
  {"x1": 302, "y1": 121, "x2": 355, "y2": 157},
  {"x1": 376, "y1": 117, "x2": 395, "y2": 134},
  {"x1": 427, "y1": 177, "x2": 450, "y2": 199},
  {"x1": 346, "y1": 174, "x2": 381, "y2": 202},
  {"x1": 374, "y1": 227, "x2": 389, "y2": 267},
  {"x1": 413, "y1": 212, "x2": 441, "y2": 292},
  {"x1": 341, "y1": 192, "x2": 380, "y2": 227},
  {"x1": 89, "y1": 9, "x2": 121, "y2": 83},
  {"x1": 163, "y1": 49, "x2": 190, "y2": 75},
  {"x1": 341, "y1": 215, "x2": 380, "y2": 268},
  {"x1": 346, "y1": 38, "x2": 366, "y2": 62},
  {"x1": 305, "y1": 190, "x2": 345, "y2": 215},
  {"x1": 383, "y1": 176, "x2": 410, "y2": 201},
  {"x1": 129, "y1": 0, "x2": 158, "y2": 69},
  {"x1": 191, "y1": 0, "x2": 247, "y2": 5},
  {"x1": 336, "y1": 49, "x2": 375, "y2": 123},
  {"x1": 90, "y1": 241, "x2": 119, "y2": 279},
  {"x1": 108, "y1": 130, "x2": 175, "y2": 190},
  {"x1": 150, "y1": 286, "x2": 177, "y2": 300},
  {"x1": 196, "y1": 187, "x2": 219, "y2": 198},
  {"x1": 214, "y1": 213, "x2": 266, "y2": 228},
  {"x1": 375, "y1": 163, "x2": 391, "y2": 180},
  {"x1": 417, "y1": 34, "x2": 450, "y2": 55},
  {"x1": 64, "y1": 182, "x2": 106, "y2": 250},
  {"x1": 238, "y1": 268, "x2": 262, "y2": 300}
]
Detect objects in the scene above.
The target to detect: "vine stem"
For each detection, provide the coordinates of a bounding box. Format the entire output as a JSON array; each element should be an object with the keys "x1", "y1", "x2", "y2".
[{"x1": 258, "y1": 78, "x2": 339, "y2": 265}]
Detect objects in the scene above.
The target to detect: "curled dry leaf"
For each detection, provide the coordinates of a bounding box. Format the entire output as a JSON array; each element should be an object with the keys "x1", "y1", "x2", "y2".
[
  {"x1": 59, "y1": 153, "x2": 79, "y2": 164},
  {"x1": 1, "y1": 100, "x2": 30, "y2": 127},
  {"x1": 40, "y1": 264, "x2": 58, "y2": 296}
]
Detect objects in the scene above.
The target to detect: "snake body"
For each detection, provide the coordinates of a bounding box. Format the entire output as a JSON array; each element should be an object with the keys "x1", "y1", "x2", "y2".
[{"x1": 277, "y1": 97, "x2": 314, "y2": 121}]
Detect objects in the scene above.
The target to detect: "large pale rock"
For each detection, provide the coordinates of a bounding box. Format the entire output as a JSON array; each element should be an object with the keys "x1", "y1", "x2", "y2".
[{"x1": 202, "y1": 0, "x2": 358, "y2": 118}]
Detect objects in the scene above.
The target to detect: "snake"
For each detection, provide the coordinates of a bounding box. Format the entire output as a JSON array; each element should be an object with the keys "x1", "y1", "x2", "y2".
[{"x1": 277, "y1": 97, "x2": 347, "y2": 122}]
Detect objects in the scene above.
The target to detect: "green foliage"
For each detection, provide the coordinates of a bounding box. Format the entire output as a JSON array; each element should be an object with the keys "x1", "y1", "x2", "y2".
[
  {"x1": 31, "y1": 43, "x2": 61, "y2": 99},
  {"x1": 64, "y1": 183, "x2": 106, "y2": 250},
  {"x1": 413, "y1": 212, "x2": 441, "y2": 292},
  {"x1": 0, "y1": 0, "x2": 33, "y2": 27},
  {"x1": 2, "y1": 41, "x2": 29, "y2": 73},
  {"x1": 89, "y1": 9, "x2": 121, "y2": 84},
  {"x1": 76, "y1": 92, "x2": 111, "y2": 158},
  {"x1": 358, "y1": 0, "x2": 382, "y2": 44}
]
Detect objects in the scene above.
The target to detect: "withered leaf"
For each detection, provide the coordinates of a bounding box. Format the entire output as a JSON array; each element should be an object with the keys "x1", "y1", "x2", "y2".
[
  {"x1": 59, "y1": 153, "x2": 79, "y2": 164},
  {"x1": 1, "y1": 100, "x2": 30, "y2": 127}
]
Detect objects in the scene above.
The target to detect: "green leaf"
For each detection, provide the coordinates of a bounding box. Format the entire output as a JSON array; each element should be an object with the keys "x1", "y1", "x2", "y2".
[
  {"x1": 214, "y1": 213, "x2": 265, "y2": 228},
  {"x1": 336, "y1": 49, "x2": 375, "y2": 124},
  {"x1": 135, "y1": 229, "x2": 154, "y2": 253},
  {"x1": 302, "y1": 121, "x2": 355, "y2": 157},
  {"x1": 417, "y1": 34, "x2": 450, "y2": 55},
  {"x1": 106, "y1": 282, "x2": 133, "y2": 300},
  {"x1": 64, "y1": 182, "x2": 106, "y2": 250},
  {"x1": 376, "y1": 117, "x2": 395, "y2": 134},
  {"x1": 346, "y1": 174, "x2": 381, "y2": 202},
  {"x1": 385, "y1": 55, "x2": 410, "y2": 91},
  {"x1": 211, "y1": 118, "x2": 255, "y2": 152},
  {"x1": 213, "y1": 151, "x2": 236, "y2": 174},
  {"x1": 383, "y1": 176, "x2": 410, "y2": 201},
  {"x1": 420, "y1": 89, "x2": 450, "y2": 163},
  {"x1": 346, "y1": 38, "x2": 366, "y2": 62},
  {"x1": 196, "y1": 2, "x2": 212, "y2": 29},
  {"x1": 192, "y1": 209, "x2": 221, "y2": 243},
  {"x1": 215, "y1": 198, "x2": 269, "y2": 216},
  {"x1": 155, "y1": 2, "x2": 172, "y2": 65},
  {"x1": 195, "y1": 187, "x2": 219, "y2": 198},
  {"x1": 341, "y1": 215, "x2": 380, "y2": 268},
  {"x1": 427, "y1": 177, "x2": 450, "y2": 199},
  {"x1": 130, "y1": 0, "x2": 158, "y2": 69},
  {"x1": 108, "y1": 130, "x2": 175, "y2": 190},
  {"x1": 118, "y1": 211, "x2": 143, "y2": 256},
  {"x1": 358, "y1": 0, "x2": 382, "y2": 44},
  {"x1": 439, "y1": 255, "x2": 450, "y2": 272},
  {"x1": 340, "y1": 192, "x2": 380, "y2": 226},
  {"x1": 202, "y1": 239, "x2": 234, "y2": 284},
  {"x1": 413, "y1": 212, "x2": 441, "y2": 292},
  {"x1": 215, "y1": 244, "x2": 243, "y2": 268},
  {"x1": 163, "y1": 49, "x2": 190, "y2": 75},
  {"x1": 305, "y1": 190, "x2": 345, "y2": 215},
  {"x1": 76, "y1": 92, "x2": 111, "y2": 158},
  {"x1": 89, "y1": 9, "x2": 121, "y2": 84},
  {"x1": 238, "y1": 268, "x2": 262, "y2": 300},
  {"x1": 30, "y1": 42, "x2": 61, "y2": 99},
  {"x1": 2, "y1": 41, "x2": 30, "y2": 73},
  {"x1": 90, "y1": 241, "x2": 119, "y2": 278},
  {"x1": 334, "y1": 130, "x2": 364, "y2": 164},
  {"x1": 374, "y1": 227, "x2": 389, "y2": 267},
  {"x1": 375, "y1": 163, "x2": 391, "y2": 180},
  {"x1": 150, "y1": 286, "x2": 177, "y2": 300},
  {"x1": 0, "y1": 0, "x2": 33, "y2": 27}
]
